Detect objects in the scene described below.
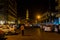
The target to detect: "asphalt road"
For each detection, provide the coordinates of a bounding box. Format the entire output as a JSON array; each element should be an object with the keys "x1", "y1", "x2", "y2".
[{"x1": 6, "y1": 28, "x2": 60, "y2": 40}]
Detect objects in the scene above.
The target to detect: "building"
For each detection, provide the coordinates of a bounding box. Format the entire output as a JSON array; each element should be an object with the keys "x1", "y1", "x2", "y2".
[
  {"x1": 56, "y1": 0, "x2": 60, "y2": 17},
  {"x1": 55, "y1": 0, "x2": 60, "y2": 24},
  {"x1": 40, "y1": 0, "x2": 58, "y2": 24},
  {"x1": 0, "y1": 0, "x2": 17, "y2": 24}
]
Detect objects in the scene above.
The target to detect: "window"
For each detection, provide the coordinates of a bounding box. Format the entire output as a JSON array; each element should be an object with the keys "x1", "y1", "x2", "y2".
[
  {"x1": 0, "y1": 0, "x2": 3, "y2": 3},
  {"x1": 0, "y1": 5, "x2": 3, "y2": 9}
]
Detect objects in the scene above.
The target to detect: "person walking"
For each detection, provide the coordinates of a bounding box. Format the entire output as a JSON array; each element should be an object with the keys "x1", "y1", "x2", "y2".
[{"x1": 20, "y1": 24, "x2": 25, "y2": 36}]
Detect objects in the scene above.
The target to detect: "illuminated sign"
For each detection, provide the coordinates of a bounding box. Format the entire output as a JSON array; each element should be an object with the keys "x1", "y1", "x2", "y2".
[
  {"x1": 59, "y1": 18, "x2": 60, "y2": 24},
  {"x1": 53, "y1": 18, "x2": 59, "y2": 25}
]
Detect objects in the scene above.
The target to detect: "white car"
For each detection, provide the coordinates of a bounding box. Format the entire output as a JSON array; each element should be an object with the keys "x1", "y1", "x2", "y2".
[
  {"x1": 44, "y1": 27, "x2": 51, "y2": 31},
  {"x1": 0, "y1": 25, "x2": 16, "y2": 34},
  {"x1": 44, "y1": 25, "x2": 51, "y2": 32},
  {"x1": 0, "y1": 25, "x2": 10, "y2": 34},
  {"x1": 9, "y1": 26, "x2": 16, "y2": 33}
]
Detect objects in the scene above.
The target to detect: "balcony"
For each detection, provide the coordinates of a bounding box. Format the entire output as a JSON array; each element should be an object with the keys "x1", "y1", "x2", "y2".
[
  {"x1": 55, "y1": 5, "x2": 60, "y2": 10},
  {"x1": 9, "y1": 5, "x2": 17, "y2": 14},
  {"x1": 8, "y1": 9, "x2": 16, "y2": 17},
  {"x1": 56, "y1": 13, "x2": 60, "y2": 17},
  {"x1": 8, "y1": 15, "x2": 16, "y2": 21}
]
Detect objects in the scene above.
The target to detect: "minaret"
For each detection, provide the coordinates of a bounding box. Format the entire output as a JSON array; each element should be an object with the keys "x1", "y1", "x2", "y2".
[{"x1": 26, "y1": 9, "x2": 29, "y2": 20}]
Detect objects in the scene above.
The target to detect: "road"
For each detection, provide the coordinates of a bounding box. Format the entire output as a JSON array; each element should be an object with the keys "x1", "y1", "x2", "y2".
[{"x1": 6, "y1": 28, "x2": 60, "y2": 40}]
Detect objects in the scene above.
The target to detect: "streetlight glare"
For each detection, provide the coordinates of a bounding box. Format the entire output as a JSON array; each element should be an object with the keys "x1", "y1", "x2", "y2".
[
  {"x1": 37, "y1": 15, "x2": 41, "y2": 19},
  {"x1": 37, "y1": 16, "x2": 40, "y2": 19}
]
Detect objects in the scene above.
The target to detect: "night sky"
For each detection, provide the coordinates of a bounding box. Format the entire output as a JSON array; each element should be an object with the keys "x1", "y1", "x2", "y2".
[{"x1": 17, "y1": 0, "x2": 55, "y2": 19}]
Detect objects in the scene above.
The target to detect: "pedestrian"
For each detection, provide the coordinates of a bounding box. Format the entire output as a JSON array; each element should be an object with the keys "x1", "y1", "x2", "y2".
[{"x1": 20, "y1": 24, "x2": 25, "y2": 36}]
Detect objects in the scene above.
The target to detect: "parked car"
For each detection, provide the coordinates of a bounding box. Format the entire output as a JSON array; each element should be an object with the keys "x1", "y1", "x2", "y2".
[
  {"x1": 0, "y1": 25, "x2": 9, "y2": 34},
  {"x1": 9, "y1": 25, "x2": 16, "y2": 33},
  {"x1": 44, "y1": 25, "x2": 52, "y2": 32},
  {"x1": 0, "y1": 25, "x2": 16, "y2": 34},
  {"x1": 0, "y1": 30, "x2": 6, "y2": 40}
]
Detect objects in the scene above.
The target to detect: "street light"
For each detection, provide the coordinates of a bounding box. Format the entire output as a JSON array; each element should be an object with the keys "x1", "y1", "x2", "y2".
[
  {"x1": 37, "y1": 15, "x2": 41, "y2": 20},
  {"x1": 36, "y1": 15, "x2": 41, "y2": 20},
  {"x1": 36, "y1": 15, "x2": 41, "y2": 24}
]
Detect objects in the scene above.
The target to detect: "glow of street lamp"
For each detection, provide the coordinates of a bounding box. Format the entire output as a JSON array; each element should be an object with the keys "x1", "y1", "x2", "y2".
[{"x1": 37, "y1": 15, "x2": 41, "y2": 19}]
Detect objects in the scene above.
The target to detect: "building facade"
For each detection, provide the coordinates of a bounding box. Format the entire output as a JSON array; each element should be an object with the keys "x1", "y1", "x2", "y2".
[
  {"x1": 56, "y1": 0, "x2": 60, "y2": 17},
  {"x1": 40, "y1": 0, "x2": 59, "y2": 24},
  {"x1": 0, "y1": 0, "x2": 17, "y2": 24}
]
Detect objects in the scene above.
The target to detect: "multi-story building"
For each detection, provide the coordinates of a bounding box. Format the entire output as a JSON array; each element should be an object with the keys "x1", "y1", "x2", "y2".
[
  {"x1": 56, "y1": 0, "x2": 60, "y2": 17},
  {"x1": 40, "y1": 11, "x2": 59, "y2": 25},
  {"x1": 55, "y1": 0, "x2": 60, "y2": 24},
  {"x1": 0, "y1": 0, "x2": 17, "y2": 24},
  {"x1": 40, "y1": 0, "x2": 58, "y2": 24}
]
